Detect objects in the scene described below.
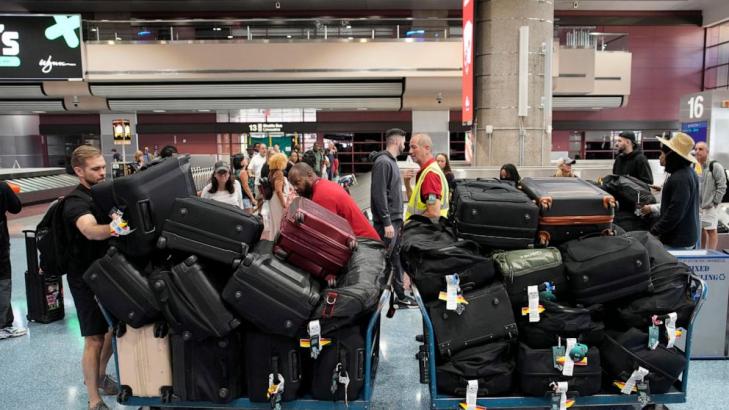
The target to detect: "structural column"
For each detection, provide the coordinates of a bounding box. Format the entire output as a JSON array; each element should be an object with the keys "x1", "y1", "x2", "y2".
[{"x1": 474, "y1": 0, "x2": 553, "y2": 166}]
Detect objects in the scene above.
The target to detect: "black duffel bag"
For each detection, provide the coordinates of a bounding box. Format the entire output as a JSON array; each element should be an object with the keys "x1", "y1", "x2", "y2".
[
  {"x1": 518, "y1": 299, "x2": 604, "y2": 349},
  {"x1": 602, "y1": 174, "x2": 656, "y2": 209},
  {"x1": 437, "y1": 341, "x2": 515, "y2": 397},
  {"x1": 311, "y1": 238, "x2": 387, "y2": 334},
  {"x1": 623, "y1": 231, "x2": 678, "y2": 268},
  {"x1": 601, "y1": 328, "x2": 687, "y2": 394},
  {"x1": 517, "y1": 342, "x2": 602, "y2": 397}
]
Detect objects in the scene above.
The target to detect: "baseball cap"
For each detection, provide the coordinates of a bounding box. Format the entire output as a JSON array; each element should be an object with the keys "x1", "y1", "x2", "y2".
[
  {"x1": 558, "y1": 157, "x2": 576, "y2": 166},
  {"x1": 619, "y1": 131, "x2": 636, "y2": 144},
  {"x1": 214, "y1": 161, "x2": 231, "y2": 173}
]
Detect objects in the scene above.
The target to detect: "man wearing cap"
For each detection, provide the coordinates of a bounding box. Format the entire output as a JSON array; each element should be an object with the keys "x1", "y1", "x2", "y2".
[
  {"x1": 613, "y1": 131, "x2": 653, "y2": 185},
  {"x1": 554, "y1": 157, "x2": 576, "y2": 177},
  {"x1": 650, "y1": 132, "x2": 700, "y2": 249}
]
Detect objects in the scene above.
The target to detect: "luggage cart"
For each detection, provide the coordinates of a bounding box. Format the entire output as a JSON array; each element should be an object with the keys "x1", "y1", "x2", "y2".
[
  {"x1": 101, "y1": 288, "x2": 390, "y2": 409},
  {"x1": 414, "y1": 277, "x2": 707, "y2": 409}
]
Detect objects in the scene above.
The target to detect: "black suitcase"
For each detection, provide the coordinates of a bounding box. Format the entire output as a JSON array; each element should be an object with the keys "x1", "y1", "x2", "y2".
[
  {"x1": 520, "y1": 177, "x2": 616, "y2": 245},
  {"x1": 246, "y1": 331, "x2": 303, "y2": 403},
  {"x1": 436, "y1": 341, "x2": 515, "y2": 397},
  {"x1": 517, "y1": 342, "x2": 602, "y2": 397},
  {"x1": 171, "y1": 330, "x2": 244, "y2": 403},
  {"x1": 427, "y1": 282, "x2": 518, "y2": 358},
  {"x1": 449, "y1": 179, "x2": 539, "y2": 249},
  {"x1": 310, "y1": 238, "x2": 386, "y2": 334},
  {"x1": 517, "y1": 300, "x2": 604, "y2": 349},
  {"x1": 222, "y1": 251, "x2": 320, "y2": 337},
  {"x1": 158, "y1": 197, "x2": 263, "y2": 268},
  {"x1": 608, "y1": 263, "x2": 697, "y2": 331},
  {"x1": 91, "y1": 155, "x2": 196, "y2": 258},
  {"x1": 601, "y1": 328, "x2": 687, "y2": 394},
  {"x1": 560, "y1": 235, "x2": 651, "y2": 305},
  {"x1": 493, "y1": 247, "x2": 567, "y2": 312},
  {"x1": 310, "y1": 325, "x2": 368, "y2": 402},
  {"x1": 150, "y1": 256, "x2": 241, "y2": 341},
  {"x1": 602, "y1": 174, "x2": 656, "y2": 210},
  {"x1": 415, "y1": 258, "x2": 496, "y2": 303},
  {"x1": 613, "y1": 209, "x2": 651, "y2": 232},
  {"x1": 23, "y1": 230, "x2": 64, "y2": 323},
  {"x1": 83, "y1": 247, "x2": 159, "y2": 328}
]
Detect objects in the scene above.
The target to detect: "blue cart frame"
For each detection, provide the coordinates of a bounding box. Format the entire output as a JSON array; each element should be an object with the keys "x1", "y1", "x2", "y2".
[
  {"x1": 414, "y1": 277, "x2": 707, "y2": 409},
  {"x1": 102, "y1": 288, "x2": 391, "y2": 409}
]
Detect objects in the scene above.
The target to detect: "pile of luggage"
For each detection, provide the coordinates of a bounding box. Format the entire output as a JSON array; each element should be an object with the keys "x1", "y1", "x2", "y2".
[
  {"x1": 81, "y1": 155, "x2": 387, "y2": 404},
  {"x1": 402, "y1": 177, "x2": 699, "y2": 402}
]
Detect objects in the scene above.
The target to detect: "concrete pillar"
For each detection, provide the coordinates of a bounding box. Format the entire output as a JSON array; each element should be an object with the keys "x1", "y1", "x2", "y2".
[
  {"x1": 412, "y1": 110, "x2": 450, "y2": 158},
  {"x1": 475, "y1": 0, "x2": 553, "y2": 166}
]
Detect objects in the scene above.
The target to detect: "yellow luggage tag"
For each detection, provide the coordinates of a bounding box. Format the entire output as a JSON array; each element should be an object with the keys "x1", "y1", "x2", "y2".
[
  {"x1": 299, "y1": 338, "x2": 332, "y2": 348},
  {"x1": 521, "y1": 305, "x2": 545, "y2": 315},
  {"x1": 555, "y1": 356, "x2": 588, "y2": 366},
  {"x1": 613, "y1": 381, "x2": 637, "y2": 393},
  {"x1": 458, "y1": 403, "x2": 486, "y2": 410},
  {"x1": 438, "y1": 292, "x2": 469, "y2": 305}
]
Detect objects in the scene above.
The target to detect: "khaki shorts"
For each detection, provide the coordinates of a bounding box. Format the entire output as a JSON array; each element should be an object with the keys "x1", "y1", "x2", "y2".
[{"x1": 701, "y1": 206, "x2": 719, "y2": 230}]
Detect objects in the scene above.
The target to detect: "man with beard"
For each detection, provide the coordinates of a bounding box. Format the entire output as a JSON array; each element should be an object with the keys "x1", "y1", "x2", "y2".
[
  {"x1": 370, "y1": 128, "x2": 415, "y2": 306},
  {"x1": 62, "y1": 145, "x2": 128, "y2": 410},
  {"x1": 612, "y1": 131, "x2": 653, "y2": 185},
  {"x1": 288, "y1": 162, "x2": 380, "y2": 241}
]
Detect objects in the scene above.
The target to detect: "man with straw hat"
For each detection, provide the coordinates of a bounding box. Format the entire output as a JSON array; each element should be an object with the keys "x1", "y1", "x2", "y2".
[{"x1": 649, "y1": 132, "x2": 700, "y2": 249}]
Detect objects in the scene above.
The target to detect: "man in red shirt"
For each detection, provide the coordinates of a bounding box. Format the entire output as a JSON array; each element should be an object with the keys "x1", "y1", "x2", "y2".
[{"x1": 288, "y1": 163, "x2": 380, "y2": 241}]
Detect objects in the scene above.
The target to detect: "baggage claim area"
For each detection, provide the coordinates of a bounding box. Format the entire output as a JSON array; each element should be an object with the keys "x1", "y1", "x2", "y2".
[{"x1": 1, "y1": 1, "x2": 729, "y2": 409}]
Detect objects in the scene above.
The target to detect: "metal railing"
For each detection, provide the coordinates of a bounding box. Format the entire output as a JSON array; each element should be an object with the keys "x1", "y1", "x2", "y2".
[
  {"x1": 191, "y1": 166, "x2": 214, "y2": 192},
  {"x1": 83, "y1": 17, "x2": 462, "y2": 43},
  {"x1": 556, "y1": 26, "x2": 629, "y2": 51}
]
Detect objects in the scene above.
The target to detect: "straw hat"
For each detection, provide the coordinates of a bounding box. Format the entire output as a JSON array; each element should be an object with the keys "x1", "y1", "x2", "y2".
[{"x1": 656, "y1": 132, "x2": 697, "y2": 164}]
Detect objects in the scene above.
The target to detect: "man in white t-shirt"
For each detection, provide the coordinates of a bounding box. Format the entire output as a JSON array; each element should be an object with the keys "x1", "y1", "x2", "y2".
[{"x1": 248, "y1": 143, "x2": 268, "y2": 190}]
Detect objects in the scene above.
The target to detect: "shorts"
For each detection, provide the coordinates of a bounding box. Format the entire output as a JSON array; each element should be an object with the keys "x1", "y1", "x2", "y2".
[
  {"x1": 67, "y1": 273, "x2": 110, "y2": 337},
  {"x1": 701, "y1": 206, "x2": 719, "y2": 230}
]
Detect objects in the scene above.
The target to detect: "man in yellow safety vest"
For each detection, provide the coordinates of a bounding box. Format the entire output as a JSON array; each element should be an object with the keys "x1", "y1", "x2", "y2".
[{"x1": 404, "y1": 133, "x2": 449, "y2": 221}]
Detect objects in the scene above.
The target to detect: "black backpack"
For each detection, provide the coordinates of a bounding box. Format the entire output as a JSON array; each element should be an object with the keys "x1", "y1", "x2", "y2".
[
  {"x1": 708, "y1": 161, "x2": 729, "y2": 203},
  {"x1": 36, "y1": 191, "x2": 88, "y2": 276}
]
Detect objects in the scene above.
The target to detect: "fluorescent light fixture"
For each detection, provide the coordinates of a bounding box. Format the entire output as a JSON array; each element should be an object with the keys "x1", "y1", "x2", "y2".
[
  {"x1": 152, "y1": 109, "x2": 166, "y2": 113},
  {"x1": 197, "y1": 109, "x2": 211, "y2": 112},
  {"x1": 212, "y1": 27, "x2": 222, "y2": 31},
  {"x1": 286, "y1": 35, "x2": 292, "y2": 39},
  {"x1": 32, "y1": 110, "x2": 46, "y2": 114},
  {"x1": 137, "y1": 30, "x2": 151, "y2": 36},
  {"x1": 406, "y1": 29, "x2": 425, "y2": 36}
]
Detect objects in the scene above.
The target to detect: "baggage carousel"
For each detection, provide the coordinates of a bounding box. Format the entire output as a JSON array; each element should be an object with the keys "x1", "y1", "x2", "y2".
[{"x1": 0, "y1": 168, "x2": 77, "y2": 205}]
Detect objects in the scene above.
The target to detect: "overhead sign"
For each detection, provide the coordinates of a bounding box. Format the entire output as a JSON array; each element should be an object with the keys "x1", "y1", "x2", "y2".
[
  {"x1": 0, "y1": 14, "x2": 83, "y2": 80},
  {"x1": 113, "y1": 119, "x2": 132, "y2": 145},
  {"x1": 247, "y1": 123, "x2": 285, "y2": 133},
  {"x1": 461, "y1": 0, "x2": 474, "y2": 126},
  {"x1": 681, "y1": 121, "x2": 708, "y2": 144}
]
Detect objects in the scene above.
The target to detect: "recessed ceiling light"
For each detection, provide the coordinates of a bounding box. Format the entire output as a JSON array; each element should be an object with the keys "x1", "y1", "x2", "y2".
[
  {"x1": 31, "y1": 110, "x2": 46, "y2": 114},
  {"x1": 286, "y1": 35, "x2": 292, "y2": 39},
  {"x1": 198, "y1": 109, "x2": 211, "y2": 112},
  {"x1": 152, "y1": 109, "x2": 166, "y2": 113}
]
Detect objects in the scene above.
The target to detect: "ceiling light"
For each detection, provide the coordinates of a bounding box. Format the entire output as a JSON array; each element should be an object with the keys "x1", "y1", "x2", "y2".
[
  {"x1": 346, "y1": 25, "x2": 351, "y2": 29},
  {"x1": 152, "y1": 109, "x2": 166, "y2": 113},
  {"x1": 32, "y1": 110, "x2": 46, "y2": 114},
  {"x1": 286, "y1": 35, "x2": 292, "y2": 39},
  {"x1": 213, "y1": 27, "x2": 222, "y2": 31},
  {"x1": 227, "y1": 35, "x2": 233, "y2": 39},
  {"x1": 198, "y1": 109, "x2": 211, "y2": 112}
]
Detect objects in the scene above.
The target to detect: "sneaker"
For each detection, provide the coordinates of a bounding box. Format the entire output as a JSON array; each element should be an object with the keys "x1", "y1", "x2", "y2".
[
  {"x1": 99, "y1": 374, "x2": 120, "y2": 396},
  {"x1": 0, "y1": 326, "x2": 27, "y2": 339},
  {"x1": 88, "y1": 400, "x2": 110, "y2": 410},
  {"x1": 395, "y1": 295, "x2": 418, "y2": 308}
]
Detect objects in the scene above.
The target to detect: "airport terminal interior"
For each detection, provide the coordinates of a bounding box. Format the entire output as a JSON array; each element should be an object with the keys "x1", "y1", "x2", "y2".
[{"x1": 2, "y1": 0, "x2": 729, "y2": 409}]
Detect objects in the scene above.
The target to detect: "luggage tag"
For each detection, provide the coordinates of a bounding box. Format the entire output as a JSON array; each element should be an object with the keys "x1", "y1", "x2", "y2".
[
  {"x1": 445, "y1": 274, "x2": 465, "y2": 315},
  {"x1": 648, "y1": 321, "x2": 660, "y2": 351},
  {"x1": 527, "y1": 285, "x2": 541, "y2": 323},
  {"x1": 550, "y1": 381, "x2": 573, "y2": 410},
  {"x1": 552, "y1": 338, "x2": 566, "y2": 371},
  {"x1": 330, "y1": 363, "x2": 350, "y2": 406},
  {"x1": 307, "y1": 321, "x2": 324, "y2": 359},
  {"x1": 109, "y1": 208, "x2": 134, "y2": 237},
  {"x1": 463, "y1": 379, "x2": 479, "y2": 410},
  {"x1": 561, "y1": 338, "x2": 576, "y2": 377},
  {"x1": 665, "y1": 312, "x2": 678, "y2": 348},
  {"x1": 267, "y1": 373, "x2": 285, "y2": 410},
  {"x1": 619, "y1": 366, "x2": 649, "y2": 395}
]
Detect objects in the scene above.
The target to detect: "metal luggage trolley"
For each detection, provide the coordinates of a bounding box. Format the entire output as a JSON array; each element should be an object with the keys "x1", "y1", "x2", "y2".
[
  {"x1": 101, "y1": 288, "x2": 391, "y2": 409},
  {"x1": 413, "y1": 277, "x2": 707, "y2": 409}
]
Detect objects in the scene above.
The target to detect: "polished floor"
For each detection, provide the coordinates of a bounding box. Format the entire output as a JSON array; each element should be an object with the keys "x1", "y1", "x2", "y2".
[{"x1": 1, "y1": 201, "x2": 727, "y2": 409}]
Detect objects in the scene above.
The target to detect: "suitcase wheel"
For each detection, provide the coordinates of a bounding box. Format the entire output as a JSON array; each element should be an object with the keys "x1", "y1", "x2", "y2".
[
  {"x1": 160, "y1": 386, "x2": 174, "y2": 403},
  {"x1": 218, "y1": 387, "x2": 230, "y2": 400},
  {"x1": 156, "y1": 236, "x2": 167, "y2": 249},
  {"x1": 118, "y1": 385, "x2": 132, "y2": 403},
  {"x1": 153, "y1": 280, "x2": 166, "y2": 291}
]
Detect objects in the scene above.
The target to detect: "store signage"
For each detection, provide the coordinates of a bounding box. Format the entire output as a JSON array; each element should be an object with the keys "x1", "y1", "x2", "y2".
[
  {"x1": 247, "y1": 123, "x2": 284, "y2": 133},
  {"x1": 0, "y1": 14, "x2": 83, "y2": 80},
  {"x1": 113, "y1": 119, "x2": 132, "y2": 145},
  {"x1": 461, "y1": 0, "x2": 474, "y2": 126}
]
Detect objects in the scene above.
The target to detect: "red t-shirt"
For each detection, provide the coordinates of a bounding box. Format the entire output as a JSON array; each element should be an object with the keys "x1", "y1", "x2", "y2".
[
  {"x1": 415, "y1": 158, "x2": 443, "y2": 202},
  {"x1": 311, "y1": 179, "x2": 381, "y2": 241}
]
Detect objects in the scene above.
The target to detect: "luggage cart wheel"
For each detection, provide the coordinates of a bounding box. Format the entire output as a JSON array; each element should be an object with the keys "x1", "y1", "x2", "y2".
[{"x1": 117, "y1": 385, "x2": 132, "y2": 403}]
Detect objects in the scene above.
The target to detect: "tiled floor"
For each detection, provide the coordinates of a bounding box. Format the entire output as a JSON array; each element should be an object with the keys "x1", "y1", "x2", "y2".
[{"x1": 1, "y1": 207, "x2": 727, "y2": 409}]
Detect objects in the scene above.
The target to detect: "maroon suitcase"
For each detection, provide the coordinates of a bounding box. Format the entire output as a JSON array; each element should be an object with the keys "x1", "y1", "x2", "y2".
[{"x1": 273, "y1": 197, "x2": 356, "y2": 283}]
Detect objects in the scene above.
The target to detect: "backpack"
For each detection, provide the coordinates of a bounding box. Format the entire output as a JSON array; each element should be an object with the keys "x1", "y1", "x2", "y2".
[
  {"x1": 36, "y1": 191, "x2": 88, "y2": 276},
  {"x1": 708, "y1": 161, "x2": 729, "y2": 203}
]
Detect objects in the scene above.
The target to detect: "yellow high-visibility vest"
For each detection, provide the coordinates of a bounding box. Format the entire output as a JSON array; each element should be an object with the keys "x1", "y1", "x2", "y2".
[{"x1": 405, "y1": 160, "x2": 449, "y2": 220}]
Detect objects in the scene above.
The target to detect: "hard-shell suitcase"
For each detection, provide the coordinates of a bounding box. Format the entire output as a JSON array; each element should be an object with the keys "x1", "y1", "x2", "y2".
[
  {"x1": 493, "y1": 247, "x2": 567, "y2": 312},
  {"x1": 415, "y1": 258, "x2": 495, "y2": 303},
  {"x1": 22, "y1": 230, "x2": 64, "y2": 323},
  {"x1": 310, "y1": 238, "x2": 386, "y2": 334},
  {"x1": 222, "y1": 251, "x2": 320, "y2": 338},
  {"x1": 91, "y1": 155, "x2": 196, "y2": 257},
  {"x1": 520, "y1": 177, "x2": 616, "y2": 245},
  {"x1": 517, "y1": 342, "x2": 602, "y2": 397},
  {"x1": 561, "y1": 235, "x2": 651, "y2": 305},
  {"x1": 449, "y1": 179, "x2": 539, "y2": 249},
  {"x1": 602, "y1": 174, "x2": 656, "y2": 210},
  {"x1": 517, "y1": 300, "x2": 604, "y2": 349},
  {"x1": 274, "y1": 197, "x2": 356, "y2": 283},
  {"x1": 310, "y1": 325, "x2": 367, "y2": 402},
  {"x1": 150, "y1": 256, "x2": 241, "y2": 341},
  {"x1": 116, "y1": 323, "x2": 173, "y2": 400},
  {"x1": 427, "y1": 282, "x2": 518, "y2": 358},
  {"x1": 601, "y1": 328, "x2": 687, "y2": 394},
  {"x1": 436, "y1": 341, "x2": 515, "y2": 397},
  {"x1": 83, "y1": 247, "x2": 159, "y2": 328},
  {"x1": 158, "y1": 197, "x2": 263, "y2": 268},
  {"x1": 246, "y1": 331, "x2": 303, "y2": 403},
  {"x1": 171, "y1": 330, "x2": 244, "y2": 403}
]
